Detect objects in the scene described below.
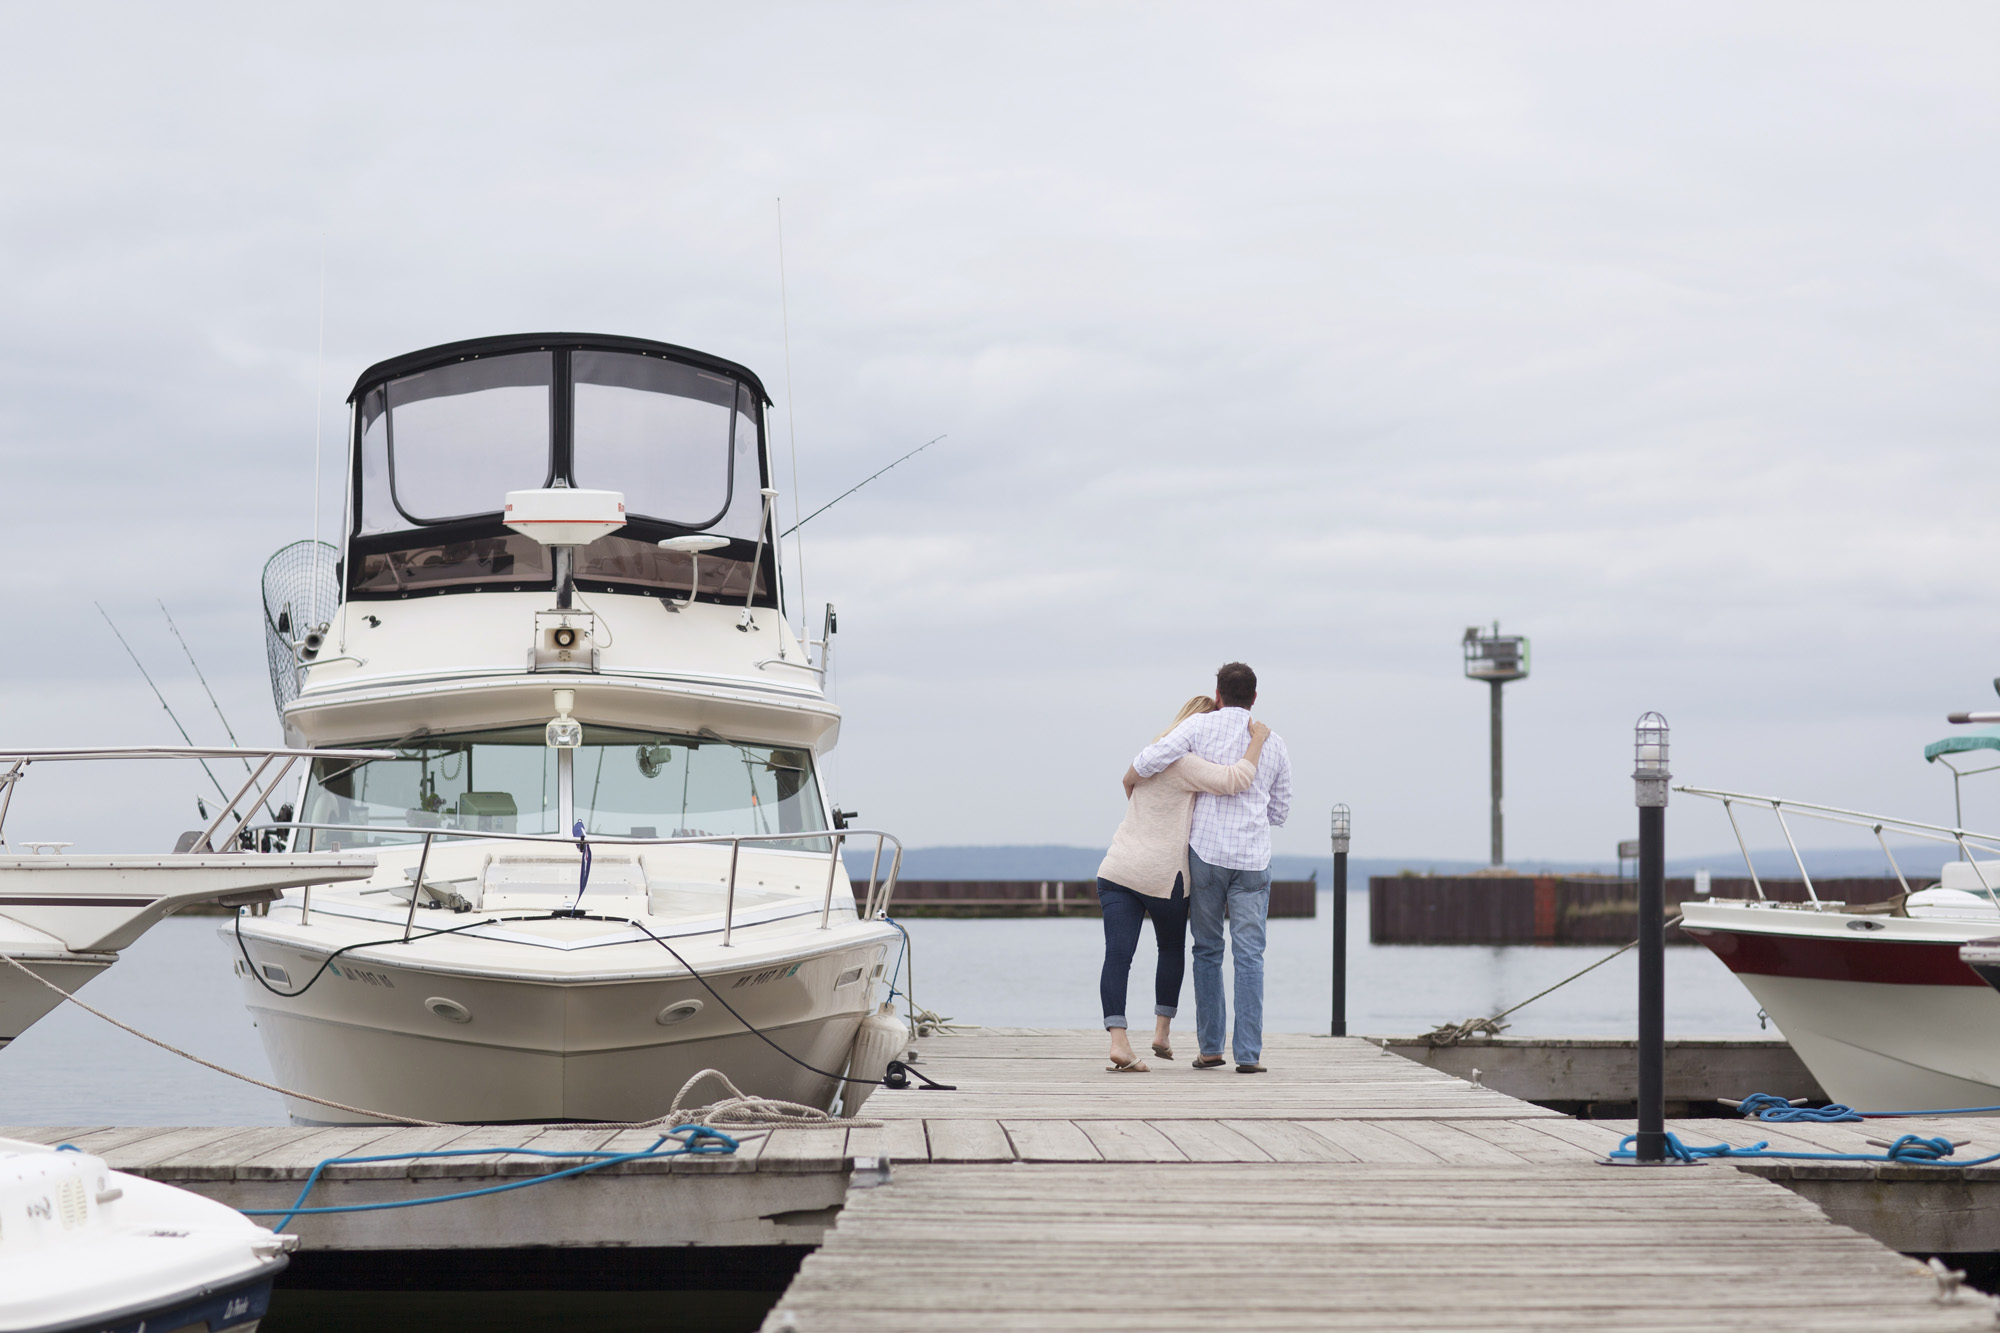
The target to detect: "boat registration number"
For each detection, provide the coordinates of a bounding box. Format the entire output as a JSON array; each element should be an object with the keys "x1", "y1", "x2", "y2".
[{"x1": 732, "y1": 963, "x2": 803, "y2": 990}]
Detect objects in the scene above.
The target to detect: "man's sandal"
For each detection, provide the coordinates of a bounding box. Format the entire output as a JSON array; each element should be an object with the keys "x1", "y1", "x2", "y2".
[{"x1": 1191, "y1": 1055, "x2": 1227, "y2": 1069}]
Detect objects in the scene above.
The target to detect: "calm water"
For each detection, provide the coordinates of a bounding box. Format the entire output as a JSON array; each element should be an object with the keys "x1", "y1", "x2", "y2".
[
  {"x1": 0, "y1": 893, "x2": 1766, "y2": 1331},
  {"x1": 0, "y1": 890, "x2": 1764, "y2": 1127}
]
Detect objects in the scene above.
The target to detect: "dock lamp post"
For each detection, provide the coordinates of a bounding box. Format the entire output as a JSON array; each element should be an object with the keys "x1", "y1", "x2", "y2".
[
  {"x1": 1462, "y1": 624, "x2": 1530, "y2": 868},
  {"x1": 1331, "y1": 805, "x2": 1351, "y2": 1037},
  {"x1": 1633, "y1": 713, "x2": 1670, "y2": 1164}
]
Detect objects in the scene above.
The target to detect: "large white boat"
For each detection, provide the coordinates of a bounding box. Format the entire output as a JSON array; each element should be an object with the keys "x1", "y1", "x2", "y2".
[
  {"x1": 0, "y1": 1136, "x2": 293, "y2": 1333},
  {"x1": 1678, "y1": 786, "x2": 2000, "y2": 1113},
  {"x1": 0, "y1": 747, "x2": 378, "y2": 1047},
  {"x1": 229, "y1": 333, "x2": 906, "y2": 1125}
]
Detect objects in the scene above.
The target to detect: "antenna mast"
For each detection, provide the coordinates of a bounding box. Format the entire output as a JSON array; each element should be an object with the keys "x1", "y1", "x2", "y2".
[
  {"x1": 776, "y1": 197, "x2": 806, "y2": 638},
  {"x1": 309, "y1": 249, "x2": 327, "y2": 632}
]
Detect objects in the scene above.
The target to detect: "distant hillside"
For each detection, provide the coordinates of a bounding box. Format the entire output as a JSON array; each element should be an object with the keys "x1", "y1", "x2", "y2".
[{"x1": 851, "y1": 844, "x2": 1937, "y2": 882}]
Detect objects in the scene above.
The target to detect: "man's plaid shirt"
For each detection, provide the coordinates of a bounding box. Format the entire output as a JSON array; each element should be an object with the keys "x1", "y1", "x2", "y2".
[{"x1": 1130, "y1": 707, "x2": 1292, "y2": 872}]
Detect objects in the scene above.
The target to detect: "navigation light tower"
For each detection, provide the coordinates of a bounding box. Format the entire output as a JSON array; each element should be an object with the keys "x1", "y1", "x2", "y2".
[{"x1": 1462, "y1": 622, "x2": 1530, "y2": 868}]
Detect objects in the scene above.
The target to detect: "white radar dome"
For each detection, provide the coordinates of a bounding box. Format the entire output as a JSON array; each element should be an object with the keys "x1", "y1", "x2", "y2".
[{"x1": 503, "y1": 488, "x2": 627, "y2": 547}]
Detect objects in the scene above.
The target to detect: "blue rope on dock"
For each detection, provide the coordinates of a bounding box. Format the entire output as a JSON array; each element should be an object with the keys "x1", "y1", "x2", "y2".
[
  {"x1": 242, "y1": 1123, "x2": 739, "y2": 1231},
  {"x1": 1610, "y1": 1131, "x2": 2000, "y2": 1166},
  {"x1": 1733, "y1": 1090, "x2": 2000, "y2": 1122},
  {"x1": 1733, "y1": 1093, "x2": 1862, "y2": 1122}
]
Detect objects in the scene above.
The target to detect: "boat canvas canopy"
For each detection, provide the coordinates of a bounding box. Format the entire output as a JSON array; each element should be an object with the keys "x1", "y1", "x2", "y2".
[{"x1": 345, "y1": 334, "x2": 776, "y2": 607}]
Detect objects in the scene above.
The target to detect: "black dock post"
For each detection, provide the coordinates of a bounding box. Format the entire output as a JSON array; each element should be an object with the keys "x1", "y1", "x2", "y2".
[
  {"x1": 1331, "y1": 805, "x2": 1351, "y2": 1037},
  {"x1": 1633, "y1": 714, "x2": 1671, "y2": 1163}
]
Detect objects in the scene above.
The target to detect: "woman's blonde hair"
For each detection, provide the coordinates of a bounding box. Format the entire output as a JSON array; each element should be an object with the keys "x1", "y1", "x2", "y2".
[{"x1": 1157, "y1": 695, "x2": 1216, "y2": 740}]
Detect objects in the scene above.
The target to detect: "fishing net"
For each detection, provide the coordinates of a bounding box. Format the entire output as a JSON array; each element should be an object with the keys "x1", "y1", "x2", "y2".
[{"x1": 261, "y1": 540, "x2": 338, "y2": 719}]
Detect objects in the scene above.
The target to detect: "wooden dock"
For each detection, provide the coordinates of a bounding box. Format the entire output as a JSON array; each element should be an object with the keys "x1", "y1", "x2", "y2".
[
  {"x1": 775, "y1": 1030, "x2": 1996, "y2": 1331},
  {"x1": 10, "y1": 1030, "x2": 2000, "y2": 1327}
]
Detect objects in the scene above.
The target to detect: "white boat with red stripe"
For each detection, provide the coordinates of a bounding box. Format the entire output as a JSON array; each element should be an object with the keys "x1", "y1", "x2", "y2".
[{"x1": 1678, "y1": 785, "x2": 2000, "y2": 1114}]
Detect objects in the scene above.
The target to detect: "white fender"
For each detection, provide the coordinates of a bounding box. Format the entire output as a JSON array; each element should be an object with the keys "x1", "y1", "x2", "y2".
[{"x1": 841, "y1": 1002, "x2": 909, "y2": 1116}]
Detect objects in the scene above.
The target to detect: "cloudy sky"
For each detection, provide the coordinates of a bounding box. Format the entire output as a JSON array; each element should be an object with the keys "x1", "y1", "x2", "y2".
[{"x1": 2, "y1": 3, "x2": 1996, "y2": 865}]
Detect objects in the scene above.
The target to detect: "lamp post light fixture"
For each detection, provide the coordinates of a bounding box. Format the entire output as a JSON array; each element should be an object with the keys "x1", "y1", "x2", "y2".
[
  {"x1": 1632, "y1": 711, "x2": 1670, "y2": 1164},
  {"x1": 1462, "y1": 623, "x2": 1529, "y2": 868},
  {"x1": 1331, "y1": 804, "x2": 1351, "y2": 1038}
]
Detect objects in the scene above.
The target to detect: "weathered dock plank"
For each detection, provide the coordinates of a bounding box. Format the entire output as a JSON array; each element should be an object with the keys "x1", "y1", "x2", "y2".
[
  {"x1": 923, "y1": 1119, "x2": 1012, "y2": 1162},
  {"x1": 1075, "y1": 1119, "x2": 1185, "y2": 1162},
  {"x1": 866, "y1": 1029, "x2": 1549, "y2": 1121},
  {"x1": 843, "y1": 1119, "x2": 926, "y2": 1164},
  {"x1": 766, "y1": 1163, "x2": 1993, "y2": 1332}
]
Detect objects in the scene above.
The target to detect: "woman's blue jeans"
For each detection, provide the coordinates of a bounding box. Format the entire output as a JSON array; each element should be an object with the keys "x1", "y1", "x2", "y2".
[{"x1": 1097, "y1": 876, "x2": 1188, "y2": 1029}]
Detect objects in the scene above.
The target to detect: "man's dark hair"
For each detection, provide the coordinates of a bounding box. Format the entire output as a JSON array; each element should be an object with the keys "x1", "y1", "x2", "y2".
[{"x1": 1216, "y1": 662, "x2": 1257, "y2": 708}]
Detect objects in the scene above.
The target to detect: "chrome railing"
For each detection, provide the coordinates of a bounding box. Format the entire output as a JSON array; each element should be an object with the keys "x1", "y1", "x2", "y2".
[
  {"x1": 0, "y1": 746, "x2": 394, "y2": 853},
  {"x1": 261, "y1": 820, "x2": 903, "y2": 943},
  {"x1": 1675, "y1": 784, "x2": 2000, "y2": 913}
]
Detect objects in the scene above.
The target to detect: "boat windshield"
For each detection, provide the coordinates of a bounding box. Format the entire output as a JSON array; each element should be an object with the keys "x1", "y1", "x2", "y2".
[{"x1": 301, "y1": 726, "x2": 829, "y2": 852}]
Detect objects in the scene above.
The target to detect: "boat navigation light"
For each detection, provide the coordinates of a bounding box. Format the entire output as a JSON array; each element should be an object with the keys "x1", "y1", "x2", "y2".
[
  {"x1": 659, "y1": 535, "x2": 730, "y2": 612},
  {"x1": 546, "y1": 689, "x2": 582, "y2": 750}
]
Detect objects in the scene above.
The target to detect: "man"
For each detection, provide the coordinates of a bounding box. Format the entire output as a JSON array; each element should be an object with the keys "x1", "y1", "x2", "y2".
[{"x1": 1127, "y1": 662, "x2": 1291, "y2": 1073}]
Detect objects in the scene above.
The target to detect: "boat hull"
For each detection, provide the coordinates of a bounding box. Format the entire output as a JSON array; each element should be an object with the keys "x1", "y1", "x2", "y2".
[
  {"x1": 232, "y1": 918, "x2": 898, "y2": 1124},
  {"x1": 34, "y1": 1265, "x2": 280, "y2": 1333},
  {"x1": 0, "y1": 952, "x2": 111, "y2": 1047},
  {"x1": 1682, "y1": 900, "x2": 2000, "y2": 1113}
]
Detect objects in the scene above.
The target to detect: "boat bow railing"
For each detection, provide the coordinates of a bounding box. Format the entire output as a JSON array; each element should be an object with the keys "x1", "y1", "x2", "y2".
[
  {"x1": 0, "y1": 746, "x2": 395, "y2": 854},
  {"x1": 1676, "y1": 784, "x2": 2000, "y2": 913},
  {"x1": 263, "y1": 820, "x2": 903, "y2": 943}
]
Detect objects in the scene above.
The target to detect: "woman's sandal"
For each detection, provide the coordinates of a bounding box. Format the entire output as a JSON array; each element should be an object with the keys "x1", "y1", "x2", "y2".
[
  {"x1": 1152, "y1": 1042, "x2": 1174, "y2": 1061},
  {"x1": 1106, "y1": 1057, "x2": 1150, "y2": 1073}
]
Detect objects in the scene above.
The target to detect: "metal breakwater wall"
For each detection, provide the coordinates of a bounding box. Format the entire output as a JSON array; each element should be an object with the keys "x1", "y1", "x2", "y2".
[
  {"x1": 891, "y1": 879, "x2": 1317, "y2": 917},
  {"x1": 1368, "y1": 876, "x2": 1905, "y2": 945}
]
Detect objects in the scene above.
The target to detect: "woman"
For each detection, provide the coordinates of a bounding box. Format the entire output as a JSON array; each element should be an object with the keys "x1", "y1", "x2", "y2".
[{"x1": 1094, "y1": 697, "x2": 1270, "y2": 1072}]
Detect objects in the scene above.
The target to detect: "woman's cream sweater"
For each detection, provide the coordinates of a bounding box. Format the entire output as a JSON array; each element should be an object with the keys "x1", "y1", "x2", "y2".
[{"x1": 1095, "y1": 752, "x2": 1258, "y2": 898}]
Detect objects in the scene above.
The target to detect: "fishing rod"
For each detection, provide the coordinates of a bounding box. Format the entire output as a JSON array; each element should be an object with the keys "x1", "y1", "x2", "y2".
[
  {"x1": 95, "y1": 603, "x2": 235, "y2": 812},
  {"x1": 159, "y1": 601, "x2": 253, "y2": 775},
  {"x1": 779, "y1": 434, "x2": 946, "y2": 538}
]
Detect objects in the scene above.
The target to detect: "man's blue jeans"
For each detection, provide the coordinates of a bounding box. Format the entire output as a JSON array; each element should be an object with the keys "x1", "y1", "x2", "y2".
[{"x1": 1189, "y1": 846, "x2": 1270, "y2": 1065}]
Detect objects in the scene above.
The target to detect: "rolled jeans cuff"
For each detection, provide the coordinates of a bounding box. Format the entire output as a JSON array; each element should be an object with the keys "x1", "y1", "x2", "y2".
[
  {"x1": 1104, "y1": 1015, "x2": 1129, "y2": 1030},
  {"x1": 1154, "y1": 1004, "x2": 1177, "y2": 1018}
]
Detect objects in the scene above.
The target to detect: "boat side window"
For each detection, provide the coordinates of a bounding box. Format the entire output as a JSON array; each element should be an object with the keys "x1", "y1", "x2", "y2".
[
  {"x1": 708, "y1": 388, "x2": 767, "y2": 543},
  {"x1": 359, "y1": 353, "x2": 553, "y2": 532},
  {"x1": 351, "y1": 534, "x2": 551, "y2": 595},
  {"x1": 571, "y1": 534, "x2": 770, "y2": 601},
  {"x1": 571, "y1": 353, "x2": 744, "y2": 529}
]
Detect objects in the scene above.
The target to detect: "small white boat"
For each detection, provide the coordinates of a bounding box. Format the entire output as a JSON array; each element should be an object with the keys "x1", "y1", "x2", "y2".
[
  {"x1": 0, "y1": 1136, "x2": 293, "y2": 1333},
  {"x1": 229, "y1": 333, "x2": 907, "y2": 1124},
  {"x1": 1679, "y1": 785, "x2": 2000, "y2": 1113},
  {"x1": 0, "y1": 748, "x2": 379, "y2": 1047}
]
